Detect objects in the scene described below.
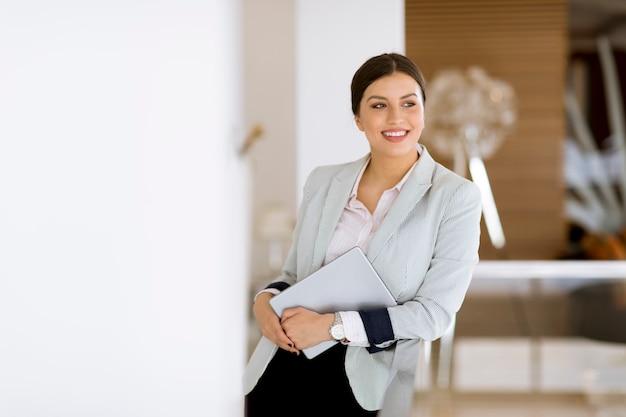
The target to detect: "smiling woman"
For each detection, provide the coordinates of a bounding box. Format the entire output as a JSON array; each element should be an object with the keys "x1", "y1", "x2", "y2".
[{"x1": 243, "y1": 53, "x2": 483, "y2": 416}]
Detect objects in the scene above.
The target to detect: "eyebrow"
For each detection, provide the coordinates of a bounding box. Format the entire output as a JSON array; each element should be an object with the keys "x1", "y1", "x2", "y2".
[{"x1": 366, "y1": 93, "x2": 418, "y2": 102}]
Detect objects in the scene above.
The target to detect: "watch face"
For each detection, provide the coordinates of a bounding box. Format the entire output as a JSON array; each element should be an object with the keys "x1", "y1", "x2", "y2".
[{"x1": 331, "y1": 324, "x2": 345, "y2": 340}]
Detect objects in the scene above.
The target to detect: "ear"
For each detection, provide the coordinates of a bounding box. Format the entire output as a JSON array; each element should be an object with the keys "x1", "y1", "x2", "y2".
[{"x1": 354, "y1": 115, "x2": 364, "y2": 132}]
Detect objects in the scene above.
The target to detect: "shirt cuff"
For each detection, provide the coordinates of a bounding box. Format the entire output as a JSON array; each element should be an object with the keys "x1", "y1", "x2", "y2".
[
  {"x1": 253, "y1": 288, "x2": 280, "y2": 303},
  {"x1": 339, "y1": 311, "x2": 369, "y2": 347}
]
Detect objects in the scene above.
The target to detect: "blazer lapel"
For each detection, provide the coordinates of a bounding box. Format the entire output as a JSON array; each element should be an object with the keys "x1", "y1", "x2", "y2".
[
  {"x1": 310, "y1": 155, "x2": 369, "y2": 271},
  {"x1": 367, "y1": 148, "x2": 436, "y2": 261}
]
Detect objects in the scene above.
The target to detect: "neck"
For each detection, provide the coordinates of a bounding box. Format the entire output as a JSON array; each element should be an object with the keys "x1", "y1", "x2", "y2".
[{"x1": 365, "y1": 152, "x2": 418, "y2": 188}]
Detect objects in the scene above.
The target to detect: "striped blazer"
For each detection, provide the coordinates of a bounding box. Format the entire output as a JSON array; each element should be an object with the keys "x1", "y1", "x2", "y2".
[{"x1": 243, "y1": 146, "x2": 482, "y2": 411}]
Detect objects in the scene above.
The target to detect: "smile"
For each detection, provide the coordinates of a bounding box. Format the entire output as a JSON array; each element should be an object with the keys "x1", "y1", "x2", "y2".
[{"x1": 383, "y1": 130, "x2": 408, "y2": 137}]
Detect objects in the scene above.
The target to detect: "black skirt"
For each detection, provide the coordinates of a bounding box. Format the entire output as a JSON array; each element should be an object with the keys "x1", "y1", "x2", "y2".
[{"x1": 245, "y1": 343, "x2": 379, "y2": 417}]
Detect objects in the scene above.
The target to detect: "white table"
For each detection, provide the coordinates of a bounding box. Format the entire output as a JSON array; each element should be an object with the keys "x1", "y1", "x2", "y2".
[{"x1": 472, "y1": 260, "x2": 626, "y2": 280}]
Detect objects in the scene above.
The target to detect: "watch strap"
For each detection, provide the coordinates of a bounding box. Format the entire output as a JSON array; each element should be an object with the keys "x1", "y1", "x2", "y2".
[{"x1": 332, "y1": 312, "x2": 342, "y2": 327}]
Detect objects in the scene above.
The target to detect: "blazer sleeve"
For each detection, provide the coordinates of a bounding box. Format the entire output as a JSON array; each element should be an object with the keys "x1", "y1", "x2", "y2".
[{"x1": 387, "y1": 179, "x2": 482, "y2": 342}]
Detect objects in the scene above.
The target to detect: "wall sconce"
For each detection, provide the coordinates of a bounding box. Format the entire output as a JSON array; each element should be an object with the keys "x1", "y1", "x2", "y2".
[{"x1": 256, "y1": 202, "x2": 294, "y2": 273}]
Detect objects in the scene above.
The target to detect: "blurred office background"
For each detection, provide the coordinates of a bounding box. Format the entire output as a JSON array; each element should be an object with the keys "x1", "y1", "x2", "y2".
[
  {"x1": 245, "y1": 1, "x2": 626, "y2": 416},
  {"x1": 1, "y1": 1, "x2": 626, "y2": 416}
]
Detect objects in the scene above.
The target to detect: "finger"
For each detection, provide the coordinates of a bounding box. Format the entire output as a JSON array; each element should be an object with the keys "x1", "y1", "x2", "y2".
[
  {"x1": 280, "y1": 307, "x2": 300, "y2": 321},
  {"x1": 279, "y1": 336, "x2": 299, "y2": 354},
  {"x1": 279, "y1": 330, "x2": 298, "y2": 350},
  {"x1": 267, "y1": 321, "x2": 297, "y2": 351}
]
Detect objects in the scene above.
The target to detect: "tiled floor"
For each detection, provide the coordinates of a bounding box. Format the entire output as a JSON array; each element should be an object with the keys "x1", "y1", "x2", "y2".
[{"x1": 412, "y1": 392, "x2": 599, "y2": 417}]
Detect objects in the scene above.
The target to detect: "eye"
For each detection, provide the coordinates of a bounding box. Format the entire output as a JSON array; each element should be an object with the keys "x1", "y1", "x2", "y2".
[
  {"x1": 403, "y1": 101, "x2": 417, "y2": 107},
  {"x1": 371, "y1": 103, "x2": 386, "y2": 109}
]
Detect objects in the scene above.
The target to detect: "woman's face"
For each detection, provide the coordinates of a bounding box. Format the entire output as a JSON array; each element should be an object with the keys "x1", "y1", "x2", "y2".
[{"x1": 355, "y1": 71, "x2": 424, "y2": 161}]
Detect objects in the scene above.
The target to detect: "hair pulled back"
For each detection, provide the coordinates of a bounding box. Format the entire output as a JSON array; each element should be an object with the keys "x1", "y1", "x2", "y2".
[{"x1": 351, "y1": 53, "x2": 426, "y2": 116}]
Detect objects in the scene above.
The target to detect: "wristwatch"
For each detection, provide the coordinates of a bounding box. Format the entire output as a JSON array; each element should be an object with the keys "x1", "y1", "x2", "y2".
[{"x1": 329, "y1": 312, "x2": 345, "y2": 341}]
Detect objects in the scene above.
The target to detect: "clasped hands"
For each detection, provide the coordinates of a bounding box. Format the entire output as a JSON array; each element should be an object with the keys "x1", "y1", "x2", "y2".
[{"x1": 253, "y1": 292, "x2": 334, "y2": 355}]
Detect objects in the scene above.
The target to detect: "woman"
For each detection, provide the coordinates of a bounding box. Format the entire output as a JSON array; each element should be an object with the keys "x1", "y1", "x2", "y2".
[{"x1": 243, "y1": 53, "x2": 482, "y2": 416}]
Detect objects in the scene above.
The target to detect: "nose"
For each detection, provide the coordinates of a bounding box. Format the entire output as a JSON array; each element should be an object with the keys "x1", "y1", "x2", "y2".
[{"x1": 386, "y1": 105, "x2": 403, "y2": 124}]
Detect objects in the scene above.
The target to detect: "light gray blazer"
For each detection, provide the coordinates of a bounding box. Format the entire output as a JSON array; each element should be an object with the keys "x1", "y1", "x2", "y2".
[{"x1": 243, "y1": 147, "x2": 482, "y2": 411}]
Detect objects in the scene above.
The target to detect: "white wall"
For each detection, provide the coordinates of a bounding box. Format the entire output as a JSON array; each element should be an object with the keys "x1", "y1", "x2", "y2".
[
  {"x1": 0, "y1": 1, "x2": 248, "y2": 416},
  {"x1": 296, "y1": 0, "x2": 406, "y2": 193},
  {"x1": 242, "y1": 1, "x2": 405, "y2": 286}
]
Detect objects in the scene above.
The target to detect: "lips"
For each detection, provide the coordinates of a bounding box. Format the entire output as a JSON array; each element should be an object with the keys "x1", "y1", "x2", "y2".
[{"x1": 382, "y1": 130, "x2": 409, "y2": 142}]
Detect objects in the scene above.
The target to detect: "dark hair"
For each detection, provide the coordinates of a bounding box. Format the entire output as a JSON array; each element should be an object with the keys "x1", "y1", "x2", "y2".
[{"x1": 351, "y1": 53, "x2": 426, "y2": 116}]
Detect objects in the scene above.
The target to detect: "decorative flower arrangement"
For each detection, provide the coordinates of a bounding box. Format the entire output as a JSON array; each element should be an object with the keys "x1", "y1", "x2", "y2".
[{"x1": 422, "y1": 66, "x2": 517, "y2": 176}]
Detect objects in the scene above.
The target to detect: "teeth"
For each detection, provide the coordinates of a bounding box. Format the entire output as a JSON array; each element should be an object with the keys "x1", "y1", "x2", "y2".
[{"x1": 384, "y1": 131, "x2": 406, "y2": 137}]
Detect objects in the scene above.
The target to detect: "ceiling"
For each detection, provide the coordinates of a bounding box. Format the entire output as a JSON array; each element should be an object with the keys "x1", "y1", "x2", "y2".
[{"x1": 569, "y1": 0, "x2": 626, "y2": 49}]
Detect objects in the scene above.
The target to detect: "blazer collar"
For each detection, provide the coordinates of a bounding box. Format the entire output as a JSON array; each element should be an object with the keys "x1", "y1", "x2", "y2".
[
  {"x1": 311, "y1": 154, "x2": 369, "y2": 270},
  {"x1": 368, "y1": 147, "x2": 434, "y2": 260},
  {"x1": 310, "y1": 147, "x2": 436, "y2": 270}
]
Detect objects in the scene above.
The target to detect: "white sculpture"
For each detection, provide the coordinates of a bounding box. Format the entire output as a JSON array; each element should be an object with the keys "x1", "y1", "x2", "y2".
[{"x1": 422, "y1": 66, "x2": 517, "y2": 255}]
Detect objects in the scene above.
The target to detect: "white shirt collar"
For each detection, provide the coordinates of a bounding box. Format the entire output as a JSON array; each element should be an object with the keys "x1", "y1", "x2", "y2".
[{"x1": 349, "y1": 144, "x2": 422, "y2": 198}]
